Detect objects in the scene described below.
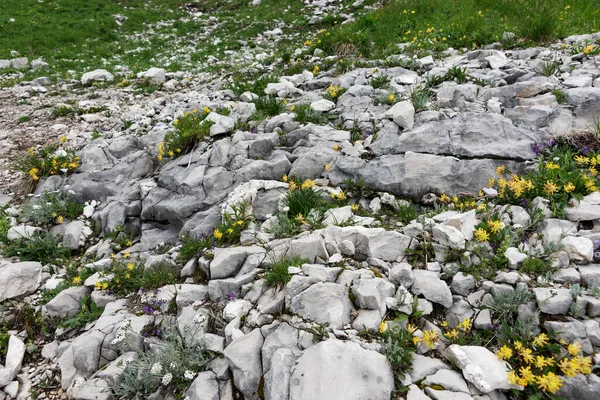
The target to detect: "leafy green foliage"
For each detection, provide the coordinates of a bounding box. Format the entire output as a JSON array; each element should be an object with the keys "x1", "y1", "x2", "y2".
[
  {"x1": 482, "y1": 286, "x2": 533, "y2": 324},
  {"x1": 254, "y1": 96, "x2": 285, "y2": 117},
  {"x1": 99, "y1": 259, "x2": 178, "y2": 297},
  {"x1": 1, "y1": 232, "x2": 71, "y2": 264},
  {"x1": 229, "y1": 74, "x2": 279, "y2": 96},
  {"x1": 159, "y1": 108, "x2": 213, "y2": 158},
  {"x1": 552, "y1": 89, "x2": 567, "y2": 104},
  {"x1": 378, "y1": 326, "x2": 414, "y2": 380},
  {"x1": 20, "y1": 192, "x2": 84, "y2": 226},
  {"x1": 178, "y1": 234, "x2": 212, "y2": 262},
  {"x1": 282, "y1": 178, "x2": 326, "y2": 222},
  {"x1": 213, "y1": 203, "x2": 254, "y2": 245},
  {"x1": 60, "y1": 296, "x2": 104, "y2": 329},
  {"x1": 264, "y1": 214, "x2": 300, "y2": 239},
  {"x1": 292, "y1": 103, "x2": 325, "y2": 124},
  {"x1": 265, "y1": 255, "x2": 308, "y2": 287},
  {"x1": 369, "y1": 74, "x2": 391, "y2": 89},
  {"x1": 16, "y1": 141, "x2": 80, "y2": 181}
]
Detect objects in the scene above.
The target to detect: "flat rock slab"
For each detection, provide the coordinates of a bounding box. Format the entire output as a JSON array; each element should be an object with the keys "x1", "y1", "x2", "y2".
[
  {"x1": 0, "y1": 261, "x2": 42, "y2": 302},
  {"x1": 289, "y1": 339, "x2": 394, "y2": 400}
]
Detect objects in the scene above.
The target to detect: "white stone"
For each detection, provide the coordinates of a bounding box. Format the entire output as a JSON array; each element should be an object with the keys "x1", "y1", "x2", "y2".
[
  {"x1": 385, "y1": 101, "x2": 415, "y2": 130},
  {"x1": 561, "y1": 236, "x2": 594, "y2": 262},
  {"x1": 81, "y1": 69, "x2": 114, "y2": 85},
  {"x1": 310, "y1": 99, "x2": 336, "y2": 112}
]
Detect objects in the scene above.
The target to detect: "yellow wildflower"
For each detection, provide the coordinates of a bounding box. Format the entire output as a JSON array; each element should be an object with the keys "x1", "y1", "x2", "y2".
[
  {"x1": 301, "y1": 179, "x2": 316, "y2": 190},
  {"x1": 388, "y1": 94, "x2": 396, "y2": 103},
  {"x1": 312, "y1": 65, "x2": 320, "y2": 75},
  {"x1": 288, "y1": 181, "x2": 297, "y2": 191},
  {"x1": 457, "y1": 318, "x2": 471, "y2": 332},
  {"x1": 545, "y1": 161, "x2": 560, "y2": 170},
  {"x1": 123, "y1": 252, "x2": 131, "y2": 259},
  {"x1": 72, "y1": 276, "x2": 82, "y2": 285},
  {"x1": 203, "y1": 106, "x2": 211, "y2": 114},
  {"x1": 489, "y1": 220, "x2": 504, "y2": 234},
  {"x1": 573, "y1": 356, "x2": 592, "y2": 375},
  {"x1": 226, "y1": 228, "x2": 234, "y2": 234},
  {"x1": 496, "y1": 345, "x2": 513, "y2": 360},
  {"x1": 487, "y1": 177, "x2": 495, "y2": 187},
  {"x1": 295, "y1": 213, "x2": 305, "y2": 224},
  {"x1": 575, "y1": 155, "x2": 590, "y2": 164},
  {"x1": 282, "y1": 174, "x2": 288, "y2": 182},
  {"x1": 535, "y1": 355, "x2": 548, "y2": 369},
  {"x1": 333, "y1": 144, "x2": 341, "y2": 151},
  {"x1": 564, "y1": 182, "x2": 576, "y2": 193},
  {"x1": 214, "y1": 229, "x2": 223, "y2": 240},
  {"x1": 168, "y1": 150, "x2": 174, "y2": 157},
  {"x1": 56, "y1": 216, "x2": 64, "y2": 224},
  {"x1": 567, "y1": 342, "x2": 582, "y2": 356},
  {"x1": 336, "y1": 191, "x2": 346, "y2": 201},
  {"x1": 125, "y1": 273, "x2": 130, "y2": 279},
  {"x1": 422, "y1": 330, "x2": 439, "y2": 350},
  {"x1": 59, "y1": 135, "x2": 67, "y2": 143},
  {"x1": 477, "y1": 203, "x2": 487, "y2": 211},
  {"x1": 590, "y1": 166, "x2": 598, "y2": 177},
  {"x1": 28, "y1": 168, "x2": 39, "y2": 181},
  {"x1": 496, "y1": 165, "x2": 506, "y2": 175},
  {"x1": 536, "y1": 372, "x2": 563, "y2": 394},
  {"x1": 583, "y1": 45, "x2": 596, "y2": 55},
  {"x1": 379, "y1": 321, "x2": 388, "y2": 333},
  {"x1": 507, "y1": 370, "x2": 520, "y2": 386},
  {"x1": 412, "y1": 336, "x2": 422, "y2": 345},
  {"x1": 127, "y1": 263, "x2": 135, "y2": 271},
  {"x1": 290, "y1": 105, "x2": 295, "y2": 112},
  {"x1": 407, "y1": 324, "x2": 417, "y2": 334},
  {"x1": 543, "y1": 180, "x2": 559, "y2": 195},
  {"x1": 519, "y1": 366, "x2": 536, "y2": 385},
  {"x1": 559, "y1": 358, "x2": 580, "y2": 378},
  {"x1": 533, "y1": 333, "x2": 549, "y2": 347},
  {"x1": 514, "y1": 341, "x2": 523, "y2": 351},
  {"x1": 351, "y1": 204, "x2": 360, "y2": 212},
  {"x1": 324, "y1": 162, "x2": 331, "y2": 172},
  {"x1": 520, "y1": 347, "x2": 534, "y2": 364},
  {"x1": 445, "y1": 329, "x2": 459, "y2": 340}
]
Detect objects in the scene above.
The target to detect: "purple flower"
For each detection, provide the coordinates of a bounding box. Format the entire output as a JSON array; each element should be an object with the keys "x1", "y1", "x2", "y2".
[
  {"x1": 156, "y1": 328, "x2": 162, "y2": 336},
  {"x1": 583, "y1": 146, "x2": 590, "y2": 155},
  {"x1": 227, "y1": 292, "x2": 236, "y2": 301}
]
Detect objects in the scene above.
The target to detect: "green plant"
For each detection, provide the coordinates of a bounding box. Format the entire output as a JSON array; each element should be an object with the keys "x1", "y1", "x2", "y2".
[
  {"x1": 52, "y1": 105, "x2": 75, "y2": 118},
  {"x1": 16, "y1": 140, "x2": 80, "y2": 181},
  {"x1": 213, "y1": 202, "x2": 254, "y2": 245},
  {"x1": 535, "y1": 59, "x2": 560, "y2": 77},
  {"x1": 519, "y1": 256, "x2": 556, "y2": 276},
  {"x1": 60, "y1": 296, "x2": 104, "y2": 329},
  {"x1": 519, "y1": 2, "x2": 558, "y2": 41},
  {"x1": 18, "y1": 115, "x2": 31, "y2": 124},
  {"x1": 0, "y1": 209, "x2": 10, "y2": 242},
  {"x1": 264, "y1": 213, "x2": 300, "y2": 239},
  {"x1": 254, "y1": 96, "x2": 285, "y2": 117},
  {"x1": 482, "y1": 286, "x2": 533, "y2": 325},
  {"x1": 446, "y1": 66, "x2": 468, "y2": 83},
  {"x1": 0, "y1": 328, "x2": 9, "y2": 364},
  {"x1": 113, "y1": 325, "x2": 217, "y2": 398},
  {"x1": 91, "y1": 129, "x2": 102, "y2": 140},
  {"x1": 178, "y1": 234, "x2": 211, "y2": 262},
  {"x1": 378, "y1": 326, "x2": 414, "y2": 381},
  {"x1": 104, "y1": 224, "x2": 136, "y2": 250},
  {"x1": 159, "y1": 108, "x2": 214, "y2": 158},
  {"x1": 228, "y1": 74, "x2": 279, "y2": 97},
  {"x1": 1, "y1": 231, "x2": 71, "y2": 264},
  {"x1": 20, "y1": 192, "x2": 84, "y2": 226},
  {"x1": 396, "y1": 203, "x2": 421, "y2": 225},
  {"x1": 590, "y1": 117, "x2": 600, "y2": 137},
  {"x1": 552, "y1": 89, "x2": 567, "y2": 104},
  {"x1": 264, "y1": 255, "x2": 308, "y2": 287},
  {"x1": 292, "y1": 103, "x2": 325, "y2": 124},
  {"x1": 323, "y1": 85, "x2": 346, "y2": 102},
  {"x1": 100, "y1": 259, "x2": 178, "y2": 297},
  {"x1": 410, "y1": 87, "x2": 433, "y2": 112},
  {"x1": 282, "y1": 178, "x2": 326, "y2": 222},
  {"x1": 570, "y1": 40, "x2": 600, "y2": 56},
  {"x1": 406, "y1": 236, "x2": 435, "y2": 267},
  {"x1": 370, "y1": 74, "x2": 391, "y2": 89}
]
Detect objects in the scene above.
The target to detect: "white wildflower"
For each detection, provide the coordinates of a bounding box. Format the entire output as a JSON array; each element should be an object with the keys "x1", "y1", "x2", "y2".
[
  {"x1": 54, "y1": 149, "x2": 67, "y2": 157},
  {"x1": 162, "y1": 373, "x2": 173, "y2": 386},
  {"x1": 121, "y1": 318, "x2": 131, "y2": 330},
  {"x1": 125, "y1": 357, "x2": 134, "y2": 365},
  {"x1": 73, "y1": 377, "x2": 85, "y2": 388},
  {"x1": 184, "y1": 370, "x2": 196, "y2": 380},
  {"x1": 170, "y1": 362, "x2": 178, "y2": 370},
  {"x1": 9, "y1": 18, "x2": 15, "y2": 23},
  {"x1": 150, "y1": 362, "x2": 163, "y2": 375},
  {"x1": 111, "y1": 332, "x2": 125, "y2": 345}
]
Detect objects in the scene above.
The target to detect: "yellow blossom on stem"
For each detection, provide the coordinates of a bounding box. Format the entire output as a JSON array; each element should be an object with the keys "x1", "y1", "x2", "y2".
[
  {"x1": 72, "y1": 276, "x2": 81, "y2": 285},
  {"x1": 295, "y1": 214, "x2": 306, "y2": 224},
  {"x1": 379, "y1": 321, "x2": 388, "y2": 333},
  {"x1": 507, "y1": 370, "x2": 520, "y2": 386},
  {"x1": 28, "y1": 168, "x2": 39, "y2": 181},
  {"x1": 59, "y1": 135, "x2": 67, "y2": 143},
  {"x1": 559, "y1": 358, "x2": 580, "y2": 377},
  {"x1": 336, "y1": 191, "x2": 346, "y2": 201},
  {"x1": 406, "y1": 324, "x2": 417, "y2": 334},
  {"x1": 213, "y1": 229, "x2": 223, "y2": 240},
  {"x1": 545, "y1": 161, "x2": 560, "y2": 170},
  {"x1": 333, "y1": 144, "x2": 341, "y2": 151},
  {"x1": 457, "y1": 318, "x2": 471, "y2": 332},
  {"x1": 564, "y1": 182, "x2": 576, "y2": 193},
  {"x1": 301, "y1": 179, "x2": 316, "y2": 190},
  {"x1": 127, "y1": 263, "x2": 135, "y2": 271},
  {"x1": 496, "y1": 165, "x2": 506, "y2": 175},
  {"x1": 544, "y1": 180, "x2": 559, "y2": 195},
  {"x1": 288, "y1": 181, "x2": 297, "y2": 191},
  {"x1": 520, "y1": 347, "x2": 534, "y2": 364},
  {"x1": 489, "y1": 220, "x2": 504, "y2": 234},
  {"x1": 536, "y1": 372, "x2": 563, "y2": 394},
  {"x1": 282, "y1": 174, "x2": 288, "y2": 182},
  {"x1": 567, "y1": 342, "x2": 582, "y2": 356},
  {"x1": 573, "y1": 356, "x2": 592, "y2": 374},
  {"x1": 351, "y1": 204, "x2": 359, "y2": 212},
  {"x1": 445, "y1": 329, "x2": 459, "y2": 340},
  {"x1": 56, "y1": 215, "x2": 64, "y2": 224},
  {"x1": 123, "y1": 252, "x2": 131, "y2": 259},
  {"x1": 496, "y1": 345, "x2": 513, "y2": 360},
  {"x1": 533, "y1": 333, "x2": 549, "y2": 347},
  {"x1": 519, "y1": 366, "x2": 535, "y2": 385}
]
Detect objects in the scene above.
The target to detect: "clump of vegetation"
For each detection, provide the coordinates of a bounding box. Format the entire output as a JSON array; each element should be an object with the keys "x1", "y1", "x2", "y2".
[
  {"x1": 20, "y1": 192, "x2": 84, "y2": 226},
  {"x1": 282, "y1": 176, "x2": 326, "y2": 224},
  {"x1": 178, "y1": 234, "x2": 212, "y2": 262},
  {"x1": 292, "y1": 103, "x2": 325, "y2": 124},
  {"x1": 1, "y1": 231, "x2": 71, "y2": 265},
  {"x1": 158, "y1": 108, "x2": 214, "y2": 159},
  {"x1": 212, "y1": 203, "x2": 253, "y2": 245},
  {"x1": 60, "y1": 295, "x2": 104, "y2": 329},
  {"x1": 113, "y1": 324, "x2": 217, "y2": 398},
  {"x1": 95, "y1": 258, "x2": 178, "y2": 297},
  {"x1": 254, "y1": 96, "x2": 286, "y2": 117},
  {"x1": 324, "y1": 85, "x2": 346, "y2": 101},
  {"x1": 264, "y1": 255, "x2": 308, "y2": 287},
  {"x1": 104, "y1": 224, "x2": 136, "y2": 250},
  {"x1": 16, "y1": 138, "x2": 80, "y2": 181},
  {"x1": 377, "y1": 325, "x2": 415, "y2": 381},
  {"x1": 552, "y1": 89, "x2": 567, "y2": 104},
  {"x1": 370, "y1": 74, "x2": 391, "y2": 89}
]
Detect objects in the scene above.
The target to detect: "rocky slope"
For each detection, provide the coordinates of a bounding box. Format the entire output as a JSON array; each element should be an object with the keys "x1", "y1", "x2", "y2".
[{"x1": 1, "y1": 28, "x2": 600, "y2": 400}]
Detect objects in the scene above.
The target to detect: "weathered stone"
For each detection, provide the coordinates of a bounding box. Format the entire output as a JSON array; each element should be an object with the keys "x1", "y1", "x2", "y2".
[
  {"x1": 223, "y1": 329, "x2": 264, "y2": 400},
  {"x1": 0, "y1": 261, "x2": 42, "y2": 302},
  {"x1": 289, "y1": 282, "x2": 352, "y2": 329},
  {"x1": 411, "y1": 270, "x2": 453, "y2": 308},
  {"x1": 289, "y1": 339, "x2": 394, "y2": 400}
]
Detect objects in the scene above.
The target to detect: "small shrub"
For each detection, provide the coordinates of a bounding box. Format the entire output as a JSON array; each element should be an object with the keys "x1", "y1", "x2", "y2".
[
  {"x1": 1, "y1": 231, "x2": 71, "y2": 264},
  {"x1": 265, "y1": 255, "x2": 308, "y2": 287},
  {"x1": 410, "y1": 87, "x2": 433, "y2": 112},
  {"x1": 324, "y1": 85, "x2": 347, "y2": 102},
  {"x1": 254, "y1": 96, "x2": 285, "y2": 117},
  {"x1": 282, "y1": 177, "x2": 326, "y2": 222},
  {"x1": 370, "y1": 74, "x2": 390, "y2": 89},
  {"x1": 0, "y1": 210, "x2": 10, "y2": 242},
  {"x1": 98, "y1": 259, "x2": 178, "y2": 297},
  {"x1": 52, "y1": 105, "x2": 75, "y2": 118},
  {"x1": 535, "y1": 59, "x2": 560, "y2": 77},
  {"x1": 552, "y1": 89, "x2": 567, "y2": 104},
  {"x1": 104, "y1": 224, "x2": 136, "y2": 250},
  {"x1": 519, "y1": 256, "x2": 556, "y2": 276},
  {"x1": 378, "y1": 325, "x2": 414, "y2": 380},
  {"x1": 292, "y1": 103, "x2": 324, "y2": 124},
  {"x1": 178, "y1": 234, "x2": 211, "y2": 262},
  {"x1": 212, "y1": 203, "x2": 253, "y2": 245},
  {"x1": 18, "y1": 115, "x2": 31, "y2": 124},
  {"x1": 159, "y1": 108, "x2": 213, "y2": 158},
  {"x1": 113, "y1": 326, "x2": 216, "y2": 398},
  {"x1": 20, "y1": 192, "x2": 84, "y2": 226},
  {"x1": 446, "y1": 66, "x2": 468, "y2": 83},
  {"x1": 482, "y1": 286, "x2": 533, "y2": 324},
  {"x1": 264, "y1": 214, "x2": 299, "y2": 239},
  {"x1": 60, "y1": 296, "x2": 103, "y2": 329},
  {"x1": 16, "y1": 139, "x2": 80, "y2": 181},
  {"x1": 396, "y1": 203, "x2": 420, "y2": 225}
]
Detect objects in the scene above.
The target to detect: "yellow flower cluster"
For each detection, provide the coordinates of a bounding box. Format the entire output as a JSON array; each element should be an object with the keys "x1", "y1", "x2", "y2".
[
  {"x1": 413, "y1": 329, "x2": 439, "y2": 350},
  {"x1": 72, "y1": 276, "x2": 82, "y2": 285},
  {"x1": 213, "y1": 229, "x2": 223, "y2": 240},
  {"x1": 583, "y1": 44, "x2": 596, "y2": 55},
  {"x1": 500, "y1": 336, "x2": 592, "y2": 394},
  {"x1": 325, "y1": 85, "x2": 344, "y2": 100},
  {"x1": 330, "y1": 191, "x2": 346, "y2": 201},
  {"x1": 95, "y1": 281, "x2": 109, "y2": 291},
  {"x1": 28, "y1": 167, "x2": 39, "y2": 181},
  {"x1": 301, "y1": 179, "x2": 316, "y2": 190}
]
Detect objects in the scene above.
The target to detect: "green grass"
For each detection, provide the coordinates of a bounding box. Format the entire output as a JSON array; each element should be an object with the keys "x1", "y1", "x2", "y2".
[
  {"x1": 264, "y1": 255, "x2": 308, "y2": 287},
  {"x1": 314, "y1": 0, "x2": 600, "y2": 58}
]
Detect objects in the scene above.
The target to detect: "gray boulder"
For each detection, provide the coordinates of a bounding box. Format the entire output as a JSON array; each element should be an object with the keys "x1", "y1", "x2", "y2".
[
  {"x1": 0, "y1": 261, "x2": 42, "y2": 302},
  {"x1": 223, "y1": 329, "x2": 264, "y2": 400},
  {"x1": 289, "y1": 282, "x2": 353, "y2": 329}
]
